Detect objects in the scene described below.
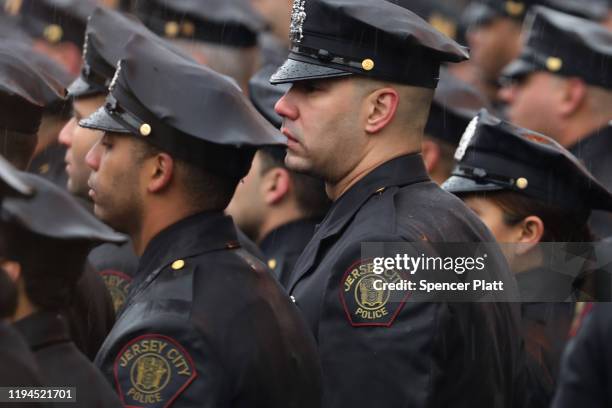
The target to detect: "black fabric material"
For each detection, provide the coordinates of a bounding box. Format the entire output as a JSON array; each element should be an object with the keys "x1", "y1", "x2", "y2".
[
  {"x1": 288, "y1": 153, "x2": 523, "y2": 407},
  {"x1": 94, "y1": 211, "x2": 322, "y2": 407}
]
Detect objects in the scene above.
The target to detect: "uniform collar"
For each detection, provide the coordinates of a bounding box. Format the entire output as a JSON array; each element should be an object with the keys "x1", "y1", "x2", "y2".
[
  {"x1": 569, "y1": 124, "x2": 612, "y2": 157},
  {"x1": 14, "y1": 311, "x2": 71, "y2": 351},
  {"x1": 320, "y1": 154, "x2": 430, "y2": 238},
  {"x1": 259, "y1": 218, "x2": 320, "y2": 255},
  {"x1": 137, "y1": 211, "x2": 240, "y2": 278}
]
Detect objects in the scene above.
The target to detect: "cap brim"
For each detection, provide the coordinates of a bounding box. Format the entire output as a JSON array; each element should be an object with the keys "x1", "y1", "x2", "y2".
[
  {"x1": 270, "y1": 57, "x2": 353, "y2": 85},
  {"x1": 0, "y1": 156, "x2": 33, "y2": 197},
  {"x1": 67, "y1": 76, "x2": 106, "y2": 99},
  {"x1": 442, "y1": 175, "x2": 505, "y2": 195},
  {"x1": 500, "y1": 58, "x2": 538, "y2": 82},
  {"x1": 79, "y1": 106, "x2": 132, "y2": 134}
]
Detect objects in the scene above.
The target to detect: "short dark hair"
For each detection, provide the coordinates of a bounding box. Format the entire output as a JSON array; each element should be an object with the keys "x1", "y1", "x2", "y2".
[
  {"x1": 259, "y1": 147, "x2": 330, "y2": 218},
  {"x1": 135, "y1": 139, "x2": 241, "y2": 211},
  {"x1": 0, "y1": 128, "x2": 38, "y2": 171},
  {"x1": 462, "y1": 190, "x2": 594, "y2": 242},
  {"x1": 0, "y1": 222, "x2": 90, "y2": 311}
]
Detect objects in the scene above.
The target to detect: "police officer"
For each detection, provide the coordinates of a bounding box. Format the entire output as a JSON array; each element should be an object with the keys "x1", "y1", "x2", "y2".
[
  {"x1": 270, "y1": 0, "x2": 522, "y2": 406},
  {"x1": 134, "y1": 0, "x2": 265, "y2": 92},
  {"x1": 79, "y1": 36, "x2": 321, "y2": 407},
  {"x1": 442, "y1": 109, "x2": 612, "y2": 406},
  {"x1": 499, "y1": 6, "x2": 612, "y2": 238},
  {"x1": 1, "y1": 169, "x2": 126, "y2": 407},
  {"x1": 422, "y1": 68, "x2": 491, "y2": 184},
  {"x1": 227, "y1": 69, "x2": 330, "y2": 288}
]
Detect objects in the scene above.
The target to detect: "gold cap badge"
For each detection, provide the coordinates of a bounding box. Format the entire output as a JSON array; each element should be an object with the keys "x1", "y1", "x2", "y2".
[
  {"x1": 44, "y1": 24, "x2": 63, "y2": 43},
  {"x1": 362, "y1": 58, "x2": 375, "y2": 71},
  {"x1": 139, "y1": 124, "x2": 152, "y2": 137},
  {"x1": 505, "y1": 1, "x2": 525, "y2": 16},
  {"x1": 515, "y1": 177, "x2": 529, "y2": 190},
  {"x1": 267, "y1": 259, "x2": 277, "y2": 269},
  {"x1": 546, "y1": 57, "x2": 563, "y2": 72},
  {"x1": 171, "y1": 260, "x2": 185, "y2": 270},
  {"x1": 165, "y1": 21, "x2": 180, "y2": 38}
]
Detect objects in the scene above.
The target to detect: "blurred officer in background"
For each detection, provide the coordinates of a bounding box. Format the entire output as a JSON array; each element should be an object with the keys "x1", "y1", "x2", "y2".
[
  {"x1": 422, "y1": 68, "x2": 491, "y2": 184},
  {"x1": 271, "y1": 0, "x2": 522, "y2": 406},
  {"x1": 134, "y1": 0, "x2": 265, "y2": 92},
  {"x1": 227, "y1": 69, "x2": 330, "y2": 287},
  {"x1": 80, "y1": 36, "x2": 321, "y2": 407},
  {"x1": 499, "y1": 6, "x2": 612, "y2": 238},
  {"x1": 464, "y1": 0, "x2": 608, "y2": 103},
  {"x1": 443, "y1": 109, "x2": 612, "y2": 406},
  {"x1": 0, "y1": 170, "x2": 125, "y2": 407}
]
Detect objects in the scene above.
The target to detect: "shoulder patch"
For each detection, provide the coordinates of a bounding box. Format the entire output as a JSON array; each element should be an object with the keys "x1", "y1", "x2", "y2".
[
  {"x1": 100, "y1": 270, "x2": 133, "y2": 312},
  {"x1": 340, "y1": 259, "x2": 410, "y2": 327},
  {"x1": 114, "y1": 334, "x2": 197, "y2": 408}
]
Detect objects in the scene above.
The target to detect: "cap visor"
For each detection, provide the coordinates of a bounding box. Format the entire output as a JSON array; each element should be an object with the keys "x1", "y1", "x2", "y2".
[
  {"x1": 79, "y1": 106, "x2": 132, "y2": 134},
  {"x1": 500, "y1": 58, "x2": 538, "y2": 82},
  {"x1": 270, "y1": 57, "x2": 353, "y2": 85},
  {"x1": 0, "y1": 156, "x2": 33, "y2": 197},
  {"x1": 442, "y1": 175, "x2": 505, "y2": 195},
  {"x1": 67, "y1": 76, "x2": 106, "y2": 99}
]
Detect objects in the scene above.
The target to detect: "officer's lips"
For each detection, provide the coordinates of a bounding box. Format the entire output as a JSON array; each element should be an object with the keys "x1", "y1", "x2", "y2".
[
  {"x1": 87, "y1": 179, "x2": 97, "y2": 200},
  {"x1": 281, "y1": 127, "x2": 300, "y2": 150}
]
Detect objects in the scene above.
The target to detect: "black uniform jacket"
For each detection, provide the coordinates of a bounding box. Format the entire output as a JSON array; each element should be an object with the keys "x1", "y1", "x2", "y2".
[
  {"x1": 260, "y1": 218, "x2": 318, "y2": 288},
  {"x1": 552, "y1": 303, "x2": 612, "y2": 407},
  {"x1": 14, "y1": 311, "x2": 122, "y2": 408},
  {"x1": 570, "y1": 124, "x2": 612, "y2": 239},
  {"x1": 288, "y1": 154, "x2": 522, "y2": 408},
  {"x1": 94, "y1": 211, "x2": 321, "y2": 408}
]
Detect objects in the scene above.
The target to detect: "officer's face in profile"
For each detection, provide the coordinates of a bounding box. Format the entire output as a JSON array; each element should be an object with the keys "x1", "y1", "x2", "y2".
[
  {"x1": 498, "y1": 72, "x2": 562, "y2": 139},
  {"x1": 274, "y1": 77, "x2": 365, "y2": 180},
  {"x1": 85, "y1": 132, "x2": 145, "y2": 233},
  {"x1": 466, "y1": 17, "x2": 522, "y2": 83},
  {"x1": 59, "y1": 96, "x2": 106, "y2": 199}
]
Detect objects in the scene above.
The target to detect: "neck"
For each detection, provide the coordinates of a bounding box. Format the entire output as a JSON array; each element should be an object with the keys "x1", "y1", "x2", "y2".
[
  {"x1": 557, "y1": 113, "x2": 611, "y2": 148},
  {"x1": 257, "y1": 206, "x2": 304, "y2": 244},
  {"x1": 13, "y1": 292, "x2": 37, "y2": 323},
  {"x1": 327, "y1": 147, "x2": 417, "y2": 201},
  {"x1": 34, "y1": 116, "x2": 65, "y2": 156},
  {"x1": 131, "y1": 205, "x2": 204, "y2": 256}
]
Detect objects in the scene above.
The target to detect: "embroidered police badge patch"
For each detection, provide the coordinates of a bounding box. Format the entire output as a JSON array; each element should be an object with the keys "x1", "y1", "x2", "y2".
[
  {"x1": 100, "y1": 270, "x2": 132, "y2": 312},
  {"x1": 114, "y1": 334, "x2": 197, "y2": 408},
  {"x1": 340, "y1": 259, "x2": 409, "y2": 327}
]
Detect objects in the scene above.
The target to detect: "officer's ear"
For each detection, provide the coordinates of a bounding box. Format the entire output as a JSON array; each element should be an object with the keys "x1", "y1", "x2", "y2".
[
  {"x1": 558, "y1": 77, "x2": 587, "y2": 118},
  {"x1": 421, "y1": 139, "x2": 441, "y2": 174},
  {"x1": 147, "y1": 152, "x2": 175, "y2": 193},
  {"x1": 262, "y1": 167, "x2": 291, "y2": 205},
  {"x1": 0, "y1": 260, "x2": 21, "y2": 283},
  {"x1": 515, "y1": 215, "x2": 544, "y2": 255},
  {"x1": 364, "y1": 86, "x2": 400, "y2": 134}
]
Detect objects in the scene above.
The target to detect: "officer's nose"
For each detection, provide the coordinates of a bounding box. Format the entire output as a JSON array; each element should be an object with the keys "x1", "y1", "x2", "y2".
[
  {"x1": 85, "y1": 138, "x2": 102, "y2": 171},
  {"x1": 498, "y1": 83, "x2": 517, "y2": 104},
  {"x1": 58, "y1": 118, "x2": 76, "y2": 148},
  {"x1": 274, "y1": 89, "x2": 299, "y2": 121}
]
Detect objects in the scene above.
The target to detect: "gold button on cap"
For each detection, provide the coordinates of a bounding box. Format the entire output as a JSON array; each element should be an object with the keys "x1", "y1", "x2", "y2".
[
  {"x1": 171, "y1": 260, "x2": 185, "y2": 270},
  {"x1": 44, "y1": 24, "x2": 63, "y2": 43},
  {"x1": 362, "y1": 58, "x2": 375, "y2": 71},
  {"x1": 515, "y1": 177, "x2": 529, "y2": 190},
  {"x1": 505, "y1": 1, "x2": 525, "y2": 16},
  {"x1": 139, "y1": 123, "x2": 152, "y2": 136},
  {"x1": 182, "y1": 21, "x2": 196, "y2": 36},
  {"x1": 267, "y1": 259, "x2": 277, "y2": 269},
  {"x1": 546, "y1": 57, "x2": 563, "y2": 72},
  {"x1": 165, "y1": 21, "x2": 180, "y2": 37}
]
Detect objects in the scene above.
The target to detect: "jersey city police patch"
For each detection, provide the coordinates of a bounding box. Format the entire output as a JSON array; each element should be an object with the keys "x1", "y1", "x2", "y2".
[
  {"x1": 114, "y1": 334, "x2": 197, "y2": 408},
  {"x1": 340, "y1": 259, "x2": 408, "y2": 327},
  {"x1": 100, "y1": 270, "x2": 132, "y2": 312}
]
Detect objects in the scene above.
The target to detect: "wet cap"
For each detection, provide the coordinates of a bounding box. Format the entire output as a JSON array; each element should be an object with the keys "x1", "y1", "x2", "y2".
[
  {"x1": 442, "y1": 109, "x2": 612, "y2": 212},
  {"x1": 0, "y1": 155, "x2": 33, "y2": 198},
  {"x1": 501, "y1": 6, "x2": 612, "y2": 89},
  {"x1": 134, "y1": 0, "x2": 265, "y2": 47},
  {"x1": 0, "y1": 41, "x2": 71, "y2": 114},
  {"x1": 386, "y1": 0, "x2": 462, "y2": 41},
  {"x1": 467, "y1": 0, "x2": 608, "y2": 26},
  {"x1": 6, "y1": 0, "x2": 97, "y2": 49},
  {"x1": 425, "y1": 69, "x2": 491, "y2": 146},
  {"x1": 1, "y1": 171, "x2": 126, "y2": 245},
  {"x1": 68, "y1": 7, "x2": 192, "y2": 99},
  {"x1": 79, "y1": 35, "x2": 284, "y2": 179},
  {"x1": 249, "y1": 65, "x2": 290, "y2": 129},
  {"x1": 270, "y1": 0, "x2": 469, "y2": 88}
]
